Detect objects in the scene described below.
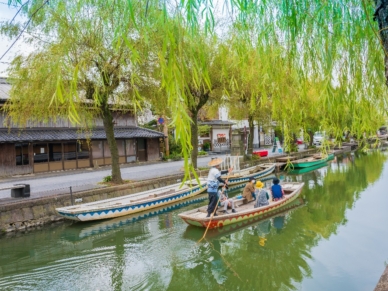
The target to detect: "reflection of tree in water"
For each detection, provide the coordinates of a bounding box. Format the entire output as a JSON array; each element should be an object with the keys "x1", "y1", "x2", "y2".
[{"x1": 167, "y1": 151, "x2": 386, "y2": 290}]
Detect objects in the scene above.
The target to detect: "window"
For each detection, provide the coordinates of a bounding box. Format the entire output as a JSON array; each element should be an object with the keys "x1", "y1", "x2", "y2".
[
  {"x1": 63, "y1": 142, "x2": 77, "y2": 160},
  {"x1": 49, "y1": 143, "x2": 62, "y2": 161},
  {"x1": 217, "y1": 133, "x2": 227, "y2": 143},
  {"x1": 33, "y1": 143, "x2": 48, "y2": 163},
  {"x1": 15, "y1": 143, "x2": 29, "y2": 166},
  {"x1": 77, "y1": 141, "x2": 90, "y2": 160}
]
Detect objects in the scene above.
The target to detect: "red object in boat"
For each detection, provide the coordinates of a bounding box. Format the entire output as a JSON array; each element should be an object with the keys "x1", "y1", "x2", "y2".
[{"x1": 253, "y1": 150, "x2": 268, "y2": 157}]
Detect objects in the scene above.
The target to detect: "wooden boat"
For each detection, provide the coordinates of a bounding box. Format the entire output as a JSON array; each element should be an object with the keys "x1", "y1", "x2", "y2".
[
  {"x1": 288, "y1": 163, "x2": 328, "y2": 175},
  {"x1": 61, "y1": 194, "x2": 210, "y2": 243},
  {"x1": 178, "y1": 182, "x2": 304, "y2": 229},
  {"x1": 221, "y1": 163, "x2": 276, "y2": 185},
  {"x1": 275, "y1": 156, "x2": 298, "y2": 162},
  {"x1": 182, "y1": 197, "x2": 305, "y2": 240},
  {"x1": 290, "y1": 153, "x2": 334, "y2": 168},
  {"x1": 56, "y1": 178, "x2": 208, "y2": 221}
]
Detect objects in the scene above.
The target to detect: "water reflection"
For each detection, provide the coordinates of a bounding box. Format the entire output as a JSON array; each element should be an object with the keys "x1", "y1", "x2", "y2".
[{"x1": 0, "y1": 151, "x2": 387, "y2": 290}]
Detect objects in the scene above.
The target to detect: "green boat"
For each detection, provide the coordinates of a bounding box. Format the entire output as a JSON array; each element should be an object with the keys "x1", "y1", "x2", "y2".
[
  {"x1": 291, "y1": 153, "x2": 334, "y2": 169},
  {"x1": 288, "y1": 162, "x2": 328, "y2": 174}
]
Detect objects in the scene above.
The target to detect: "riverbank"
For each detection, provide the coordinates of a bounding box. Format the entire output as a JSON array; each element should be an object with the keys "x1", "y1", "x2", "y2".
[{"x1": 0, "y1": 158, "x2": 266, "y2": 233}]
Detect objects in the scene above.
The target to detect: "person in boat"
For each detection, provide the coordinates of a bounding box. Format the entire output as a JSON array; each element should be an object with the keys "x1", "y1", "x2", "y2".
[
  {"x1": 218, "y1": 186, "x2": 237, "y2": 214},
  {"x1": 254, "y1": 180, "x2": 270, "y2": 208},
  {"x1": 206, "y1": 157, "x2": 231, "y2": 218},
  {"x1": 271, "y1": 178, "x2": 284, "y2": 201},
  {"x1": 242, "y1": 177, "x2": 256, "y2": 202}
]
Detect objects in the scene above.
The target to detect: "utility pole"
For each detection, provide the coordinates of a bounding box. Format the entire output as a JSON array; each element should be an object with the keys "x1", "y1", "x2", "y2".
[{"x1": 163, "y1": 116, "x2": 169, "y2": 157}]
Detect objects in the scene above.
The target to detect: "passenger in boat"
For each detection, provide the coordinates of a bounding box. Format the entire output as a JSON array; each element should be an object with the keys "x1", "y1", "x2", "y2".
[
  {"x1": 254, "y1": 180, "x2": 270, "y2": 208},
  {"x1": 243, "y1": 178, "x2": 256, "y2": 202},
  {"x1": 206, "y1": 158, "x2": 231, "y2": 217},
  {"x1": 271, "y1": 178, "x2": 284, "y2": 201},
  {"x1": 218, "y1": 187, "x2": 237, "y2": 214}
]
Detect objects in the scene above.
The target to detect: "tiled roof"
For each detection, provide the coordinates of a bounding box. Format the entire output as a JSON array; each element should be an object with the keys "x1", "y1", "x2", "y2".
[
  {"x1": 0, "y1": 127, "x2": 164, "y2": 143},
  {"x1": 199, "y1": 120, "x2": 235, "y2": 125},
  {"x1": 0, "y1": 78, "x2": 10, "y2": 101}
]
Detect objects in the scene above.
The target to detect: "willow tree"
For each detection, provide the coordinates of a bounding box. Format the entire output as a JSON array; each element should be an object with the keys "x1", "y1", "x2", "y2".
[
  {"x1": 1, "y1": 1, "x2": 160, "y2": 183},
  {"x1": 4, "y1": 0, "x2": 388, "y2": 176},
  {"x1": 153, "y1": 15, "x2": 226, "y2": 168}
]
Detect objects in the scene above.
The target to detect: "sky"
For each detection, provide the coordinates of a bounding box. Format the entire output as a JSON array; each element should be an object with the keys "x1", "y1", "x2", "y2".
[
  {"x1": 0, "y1": 2, "x2": 34, "y2": 77},
  {"x1": 0, "y1": 1, "x2": 230, "y2": 77}
]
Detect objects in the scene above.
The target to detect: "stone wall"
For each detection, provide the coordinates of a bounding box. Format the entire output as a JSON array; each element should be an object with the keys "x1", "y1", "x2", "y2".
[
  {"x1": 0, "y1": 158, "x2": 269, "y2": 233},
  {"x1": 0, "y1": 173, "x2": 188, "y2": 233}
]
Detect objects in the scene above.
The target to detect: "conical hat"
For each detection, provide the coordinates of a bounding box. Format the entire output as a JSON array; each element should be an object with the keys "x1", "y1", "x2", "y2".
[
  {"x1": 208, "y1": 158, "x2": 223, "y2": 167},
  {"x1": 255, "y1": 181, "x2": 264, "y2": 188}
]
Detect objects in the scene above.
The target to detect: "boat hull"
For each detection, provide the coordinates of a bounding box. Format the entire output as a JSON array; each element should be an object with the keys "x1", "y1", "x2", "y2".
[
  {"x1": 179, "y1": 183, "x2": 304, "y2": 229},
  {"x1": 56, "y1": 181, "x2": 207, "y2": 222},
  {"x1": 292, "y1": 154, "x2": 334, "y2": 168},
  {"x1": 225, "y1": 163, "x2": 276, "y2": 185}
]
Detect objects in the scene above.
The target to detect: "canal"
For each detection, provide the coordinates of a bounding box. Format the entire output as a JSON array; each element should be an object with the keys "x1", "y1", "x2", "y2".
[{"x1": 0, "y1": 151, "x2": 387, "y2": 290}]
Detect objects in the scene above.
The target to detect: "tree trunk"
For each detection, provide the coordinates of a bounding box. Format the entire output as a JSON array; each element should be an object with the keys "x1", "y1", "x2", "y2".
[
  {"x1": 309, "y1": 131, "x2": 314, "y2": 147},
  {"x1": 102, "y1": 106, "x2": 123, "y2": 184},
  {"x1": 374, "y1": 0, "x2": 388, "y2": 85},
  {"x1": 248, "y1": 114, "x2": 254, "y2": 154},
  {"x1": 191, "y1": 111, "x2": 199, "y2": 169}
]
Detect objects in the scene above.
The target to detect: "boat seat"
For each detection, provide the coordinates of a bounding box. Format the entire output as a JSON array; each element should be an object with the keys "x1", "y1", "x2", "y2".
[{"x1": 149, "y1": 189, "x2": 176, "y2": 198}]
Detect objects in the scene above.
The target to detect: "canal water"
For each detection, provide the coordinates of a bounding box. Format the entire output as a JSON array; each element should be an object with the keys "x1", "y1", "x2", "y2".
[{"x1": 0, "y1": 151, "x2": 387, "y2": 291}]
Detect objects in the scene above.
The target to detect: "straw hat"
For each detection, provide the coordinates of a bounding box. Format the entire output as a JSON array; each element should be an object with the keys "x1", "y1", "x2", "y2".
[
  {"x1": 208, "y1": 157, "x2": 223, "y2": 167},
  {"x1": 255, "y1": 181, "x2": 264, "y2": 188}
]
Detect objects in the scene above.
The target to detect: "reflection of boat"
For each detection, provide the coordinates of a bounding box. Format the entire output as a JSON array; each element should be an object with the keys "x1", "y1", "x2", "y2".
[
  {"x1": 291, "y1": 153, "x2": 334, "y2": 168},
  {"x1": 223, "y1": 163, "x2": 276, "y2": 185},
  {"x1": 56, "y1": 178, "x2": 208, "y2": 221},
  {"x1": 182, "y1": 197, "x2": 305, "y2": 240},
  {"x1": 178, "y1": 182, "x2": 304, "y2": 229},
  {"x1": 63, "y1": 194, "x2": 209, "y2": 242},
  {"x1": 288, "y1": 163, "x2": 328, "y2": 175}
]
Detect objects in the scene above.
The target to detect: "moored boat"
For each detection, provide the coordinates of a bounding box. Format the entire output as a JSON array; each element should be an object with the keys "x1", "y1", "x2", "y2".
[
  {"x1": 178, "y1": 182, "x2": 304, "y2": 229},
  {"x1": 56, "y1": 178, "x2": 208, "y2": 221},
  {"x1": 291, "y1": 153, "x2": 334, "y2": 168},
  {"x1": 288, "y1": 163, "x2": 328, "y2": 175},
  {"x1": 221, "y1": 163, "x2": 276, "y2": 185}
]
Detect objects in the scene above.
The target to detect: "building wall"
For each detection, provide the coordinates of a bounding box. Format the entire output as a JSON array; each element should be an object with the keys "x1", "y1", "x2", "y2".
[
  {"x1": 147, "y1": 138, "x2": 160, "y2": 161},
  {"x1": 212, "y1": 128, "x2": 230, "y2": 151},
  {"x1": 0, "y1": 143, "x2": 33, "y2": 176}
]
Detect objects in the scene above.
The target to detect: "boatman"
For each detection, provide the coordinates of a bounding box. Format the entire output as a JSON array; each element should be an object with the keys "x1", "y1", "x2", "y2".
[{"x1": 206, "y1": 157, "x2": 232, "y2": 217}]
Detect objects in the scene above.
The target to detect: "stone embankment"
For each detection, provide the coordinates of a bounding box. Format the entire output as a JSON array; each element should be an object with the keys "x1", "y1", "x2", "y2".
[{"x1": 0, "y1": 160, "x2": 263, "y2": 233}]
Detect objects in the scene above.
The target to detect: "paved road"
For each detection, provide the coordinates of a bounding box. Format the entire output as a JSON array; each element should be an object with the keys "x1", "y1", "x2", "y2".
[
  {"x1": 0, "y1": 146, "x2": 288, "y2": 200},
  {"x1": 0, "y1": 155, "x2": 230, "y2": 199}
]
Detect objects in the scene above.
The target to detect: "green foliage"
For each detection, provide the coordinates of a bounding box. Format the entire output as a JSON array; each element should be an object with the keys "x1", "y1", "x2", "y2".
[
  {"x1": 162, "y1": 153, "x2": 182, "y2": 161},
  {"x1": 3, "y1": 0, "x2": 388, "y2": 181},
  {"x1": 102, "y1": 175, "x2": 112, "y2": 183},
  {"x1": 198, "y1": 150, "x2": 207, "y2": 156},
  {"x1": 169, "y1": 135, "x2": 182, "y2": 155},
  {"x1": 202, "y1": 142, "x2": 211, "y2": 151},
  {"x1": 198, "y1": 125, "x2": 211, "y2": 136}
]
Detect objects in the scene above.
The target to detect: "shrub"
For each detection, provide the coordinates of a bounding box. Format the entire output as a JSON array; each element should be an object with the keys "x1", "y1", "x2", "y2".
[
  {"x1": 102, "y1": 175, "x2": 112, "y2": 183},
  {"x1": 202, "y1": 142, "x2": 211, "y2": 151},
  {"x1": 198, "y1": 150, "x2": 207, "y2": 156}
]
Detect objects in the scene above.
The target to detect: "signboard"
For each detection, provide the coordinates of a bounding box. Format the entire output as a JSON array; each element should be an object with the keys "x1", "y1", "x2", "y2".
[{"x1": 157, "y1": 117, "x2": 164, "y2": 125}]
